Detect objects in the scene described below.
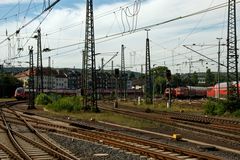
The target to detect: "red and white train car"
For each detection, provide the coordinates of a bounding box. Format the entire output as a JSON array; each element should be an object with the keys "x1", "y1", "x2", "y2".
[{"x1": 207, "y1": 82, "x2": 240, "y2": 98}]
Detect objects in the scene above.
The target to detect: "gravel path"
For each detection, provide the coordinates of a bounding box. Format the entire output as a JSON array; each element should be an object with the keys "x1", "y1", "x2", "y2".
[{"x1": 48, "y1": 133, "x2": 149, "y2": 160}]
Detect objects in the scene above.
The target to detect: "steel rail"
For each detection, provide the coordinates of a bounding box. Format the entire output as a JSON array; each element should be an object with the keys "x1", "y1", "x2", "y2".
[
  {"x1": 0, "y1": 142, "x2": 23, "y2": 160},
  {"x1": 14, "y1": 113, "x2": 222, "y2": 160},
  {"x1": 11, "y1": 109, "x2": 79, "y2": 160},
  {"x1": 0, "y1": 110, "x2": 32, "y2": 160}
]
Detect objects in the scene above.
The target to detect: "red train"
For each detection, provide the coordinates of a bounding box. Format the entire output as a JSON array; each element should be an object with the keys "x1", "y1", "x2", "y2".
[
  {"x1": 165, "y1": 82, "x2": 240, "y2": 99},
  {"x1": 207, "y1": 82, "x2": 240, "y2": 98},
  {"x1": 14, "y1": 87, "x2": 143, "y2": 100},
  {"x1": 164, "y1": 86, "x2": 207, "y2": 98},
  {"x1": 14, "y1": 87, "x2": 78, "y2": 100}
]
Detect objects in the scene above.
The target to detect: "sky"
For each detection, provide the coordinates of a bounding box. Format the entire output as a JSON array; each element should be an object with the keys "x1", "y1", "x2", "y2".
[{"x1": 0, "y1": 0, "x2": 239, "y2": 74}]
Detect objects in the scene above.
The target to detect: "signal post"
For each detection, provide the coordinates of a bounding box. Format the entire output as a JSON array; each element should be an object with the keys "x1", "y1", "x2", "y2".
[{"x1": 166, "y1": 69, "x2": 172, "y2": 108}]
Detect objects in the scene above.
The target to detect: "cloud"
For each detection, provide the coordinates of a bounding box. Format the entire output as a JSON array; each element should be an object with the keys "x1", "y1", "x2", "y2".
[
  {"x1": 0, "y1": 0, "x2": 42, "y2": 4},
  {"x1": 0, "y1": 0, "x2": 237, "y2": 73}
]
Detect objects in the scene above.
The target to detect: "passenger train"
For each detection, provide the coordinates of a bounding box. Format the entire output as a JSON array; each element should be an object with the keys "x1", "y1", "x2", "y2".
[
  {"x1": 164, "y1": 82, "x2": 240, "y2": 99},
  {"x1": 164, "y1": 86, "x2": 207, "y2": 98},
  {"x1": 14, "y1": 87, "x2": 143, "y2": 100}
]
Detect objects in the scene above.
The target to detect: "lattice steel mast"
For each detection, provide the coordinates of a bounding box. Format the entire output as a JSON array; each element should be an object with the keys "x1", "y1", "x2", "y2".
[
  {"x1": 28, "y1": 47, "x2": 36, "y2": 109},
  {"x1": 227, "y1": 0, "x2": 239, "y2": 98},
  {"x1": 83, "y1": 0, "x2": 98, "y2": 112},
  {"x1": 120, "y1": 44, "x2": 126, "y2": 100},
  {"x1": 36, "y1": 28, "x2": 43, "y2": 94},
  {"x1": 145, "y1": 29, "x2": 153, "y2": 104}
]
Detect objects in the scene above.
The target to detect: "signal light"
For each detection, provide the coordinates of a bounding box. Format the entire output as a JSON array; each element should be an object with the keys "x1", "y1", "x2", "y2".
[
  {"x1": 115, "y1": 69, "x2": 119, "y2": 77},
  {"x1": 166, "y1": 69, "x2": 172, "y2": 81}
]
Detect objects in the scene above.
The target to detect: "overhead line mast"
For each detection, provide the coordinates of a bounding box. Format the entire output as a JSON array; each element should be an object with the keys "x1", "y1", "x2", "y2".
[
  {"x1": 36, "y1": 28, "x2": 43, "y2": 94},
  {"x1": 82, "y1": 0, "x2": 99, "y2": 112},
  {"x1": 145, "y1": 29, "x2": 153, "y2": 104},
  {"x1": 28, "y1": 47, "x2": 36, "y2": 110},
  {"x1": 227, "y1": 0, "x2": 239, "y2": 98},
  {"x1": 121, "y1": 44, "x2": 126, "y2": 100}
]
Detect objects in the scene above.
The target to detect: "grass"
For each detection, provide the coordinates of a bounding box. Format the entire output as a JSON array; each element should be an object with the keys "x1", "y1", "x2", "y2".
[
  {"x1": 45, "y1": 109, "x2": 160, "y2": 129},
  {"x1": 120, "y1": 99, "x2": 205, "y2": 114},
  {"x1": 0, "y1": 98, "x2": 16, "y2": 102}
]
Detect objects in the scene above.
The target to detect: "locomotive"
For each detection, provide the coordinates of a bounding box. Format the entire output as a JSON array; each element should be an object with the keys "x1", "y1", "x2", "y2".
[
  {"x1": 165, "y1": 82, "x2": 240, "y2": 99},
  {"x1": 164, "y1": 86, "x2": 207, "y2": 98}
]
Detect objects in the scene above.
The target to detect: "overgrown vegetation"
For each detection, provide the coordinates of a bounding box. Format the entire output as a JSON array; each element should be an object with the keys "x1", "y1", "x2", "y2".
[
  {"x1": 35, "y1": 93, "x2": 85, "y2": 112},
  {"x1": 203, "y1": 98, "x2": 240, "y2": 117},
  {"x1": 47, "y1": 96, "x2": 83, "y2": 112},
  {"x1": 35, "y1": 93, "x2": 53, "y2": 105},
  {"x1": 0, "y1": 73, "x2": 22, "y2": 98}
]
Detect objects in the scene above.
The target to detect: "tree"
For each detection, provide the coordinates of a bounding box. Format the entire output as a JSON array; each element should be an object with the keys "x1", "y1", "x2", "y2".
[
  {"x1": 191, "y1": 71, "x2": 198, "y2": 86},
  {"x1": 172, "y1": 73, "x2": 182, "y2": 87},
  {"x1": 205, "y1": 69, "x2": 215, "y2": 86},
  {"x1": 129, "y1": 72, "x2": 136, "y2": 80},
  {"x1": 154, "y1": 76, "x2": 166, "y2": 95},
  {"x1": 152, "y1": 66, "x2": 168, "y2": 77},
  {"x1": 0, "y1": 74, "x2": 23, "y2": 98},
  {"x1": 152, "y1": 66, "x2": 168, "y2": 95}
]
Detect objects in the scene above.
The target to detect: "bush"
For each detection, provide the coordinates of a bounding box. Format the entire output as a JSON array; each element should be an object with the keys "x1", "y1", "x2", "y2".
[
  {"x1": 35, "y1": 93, "x2": 52, "y2": 105},
  {"x1": 204, "y1": 100, "x2": 217, "y2": 115},
  {"x1": 47, "y1": 96, "x2": 83, "y2": 112},
  {"x1": 223, "y1": 99, "x2": 240, "y2": 113},
  {"x1": 214, "y1": 102, "x2": 226, "y2": 115},
  {"x1": 48, "y1": 93, "x2": 62, "y2": 102},
  {"x1": 204, "y1": 98, "x2": 240, "y2": 116},
  {"x1": 233, "y1": 110, "x2": 240, "y2": 117}
]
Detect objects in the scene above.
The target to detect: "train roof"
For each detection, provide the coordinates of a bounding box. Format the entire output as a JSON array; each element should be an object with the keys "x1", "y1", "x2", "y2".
[{"x1": 213, "y1": 81, "x2": 240, "y2": 88}]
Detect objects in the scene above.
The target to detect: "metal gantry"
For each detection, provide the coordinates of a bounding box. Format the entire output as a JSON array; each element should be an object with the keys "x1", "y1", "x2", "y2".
[
  {"x1": 120, "y1": 44, "x2": 127, "y2": 100},
  {"x1": 36, "y1": 28, "x2": 43, "y2": 94},
  {"x1": 145, "y1": 29, "x2": 153, "y2": 104},
  {"x1": 82, "y1": 0, "x2": 98, "y2": 112},
  {"x1": 227, "y1": 0, "x2": 239, "y2": 98},
  {"x1": 28, "y1": 47, "x2": 36, "y2": 109}
]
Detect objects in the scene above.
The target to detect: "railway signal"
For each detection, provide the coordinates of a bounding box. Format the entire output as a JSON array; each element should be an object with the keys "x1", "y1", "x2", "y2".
[
  {"x1": 166, "y1": 69, "x2": 172, "y2": 108},
  {"x1": 166, "y1": 69, "x2": 172, "y2": 81}
]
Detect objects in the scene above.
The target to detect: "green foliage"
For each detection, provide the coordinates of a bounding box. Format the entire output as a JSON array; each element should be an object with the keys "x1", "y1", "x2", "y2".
[
  {"x1": 204, "y1": 98, "x2": 240, "y2": 116},
  {"x1": 152, "y1": 66, "x2": 168, "y2": 77},
  {"x1": 204, "y1": 100, "x2": 217, "y2": 115},
  {"x1": 223, "y1": 99, "x2": 240, "y2": 113},
  {"x1": 0, "y1": 73, "x2": 23, "y2": 98},
  {"x1": 191, "y1": 71, "x2": 198, "y2": 86},
  {"x1": 35, "y1": 93, "x2": 52, "y2": 105},
  {"x1": 171, "y1": 73, "x2": 183, "y2": 87},
  {"x1": 205, "y1": 69, "x2": 215, "y2": 86},
  {"x1": 152, "y1": 66, "x2": 168, "y2": 95},
  {"x1": 129, "y1": 72, "x2": 136, "y2": 80},
  {"x1": 48, "y1": 93, "x2": 62, "y2": 102},
  {"x1": 214, "y1": 102, "x2": 226, "y2": 115},
  {"x1": 153, "y1": 76, "x2": 166, "y2": 94},
  {"x1": 233, "y1": 110, "x2": 240, "y2": 117},
  {"x1": 47, "y1": 96, "x2": 83, "y2": 112}
]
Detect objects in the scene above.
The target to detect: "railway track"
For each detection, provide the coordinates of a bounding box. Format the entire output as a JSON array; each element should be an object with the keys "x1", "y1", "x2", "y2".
[
  {"x1": 5, "y1": 107, "x2": 223, "y2": 160},
  {"x1": 98, "y1": 101, "x2": 240, "y2": 141},
  {"x1": 0, "y1": 101, "x2": 80, "y2": 160},
  {"x1": 0, "y1": 100, "x2": 231, "y2": 159},
  {"x1": 107, "y1": 101, "x2": 240, "y2": 127}
]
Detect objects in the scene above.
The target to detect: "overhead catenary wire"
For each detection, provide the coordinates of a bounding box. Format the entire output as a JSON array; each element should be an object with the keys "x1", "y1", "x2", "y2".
[
  {"x1": 42, "y1": 1, "x2": 239, "y2": 53},
  {"x1": 4, "y1": 0, "x2": 238, "y2": 70},
  {"x1": 0, "y1": 0, "x2": 60, "y2": 46},
  {"x1": 15, "y1": 8, "x2": 53, "y2": 58}
]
